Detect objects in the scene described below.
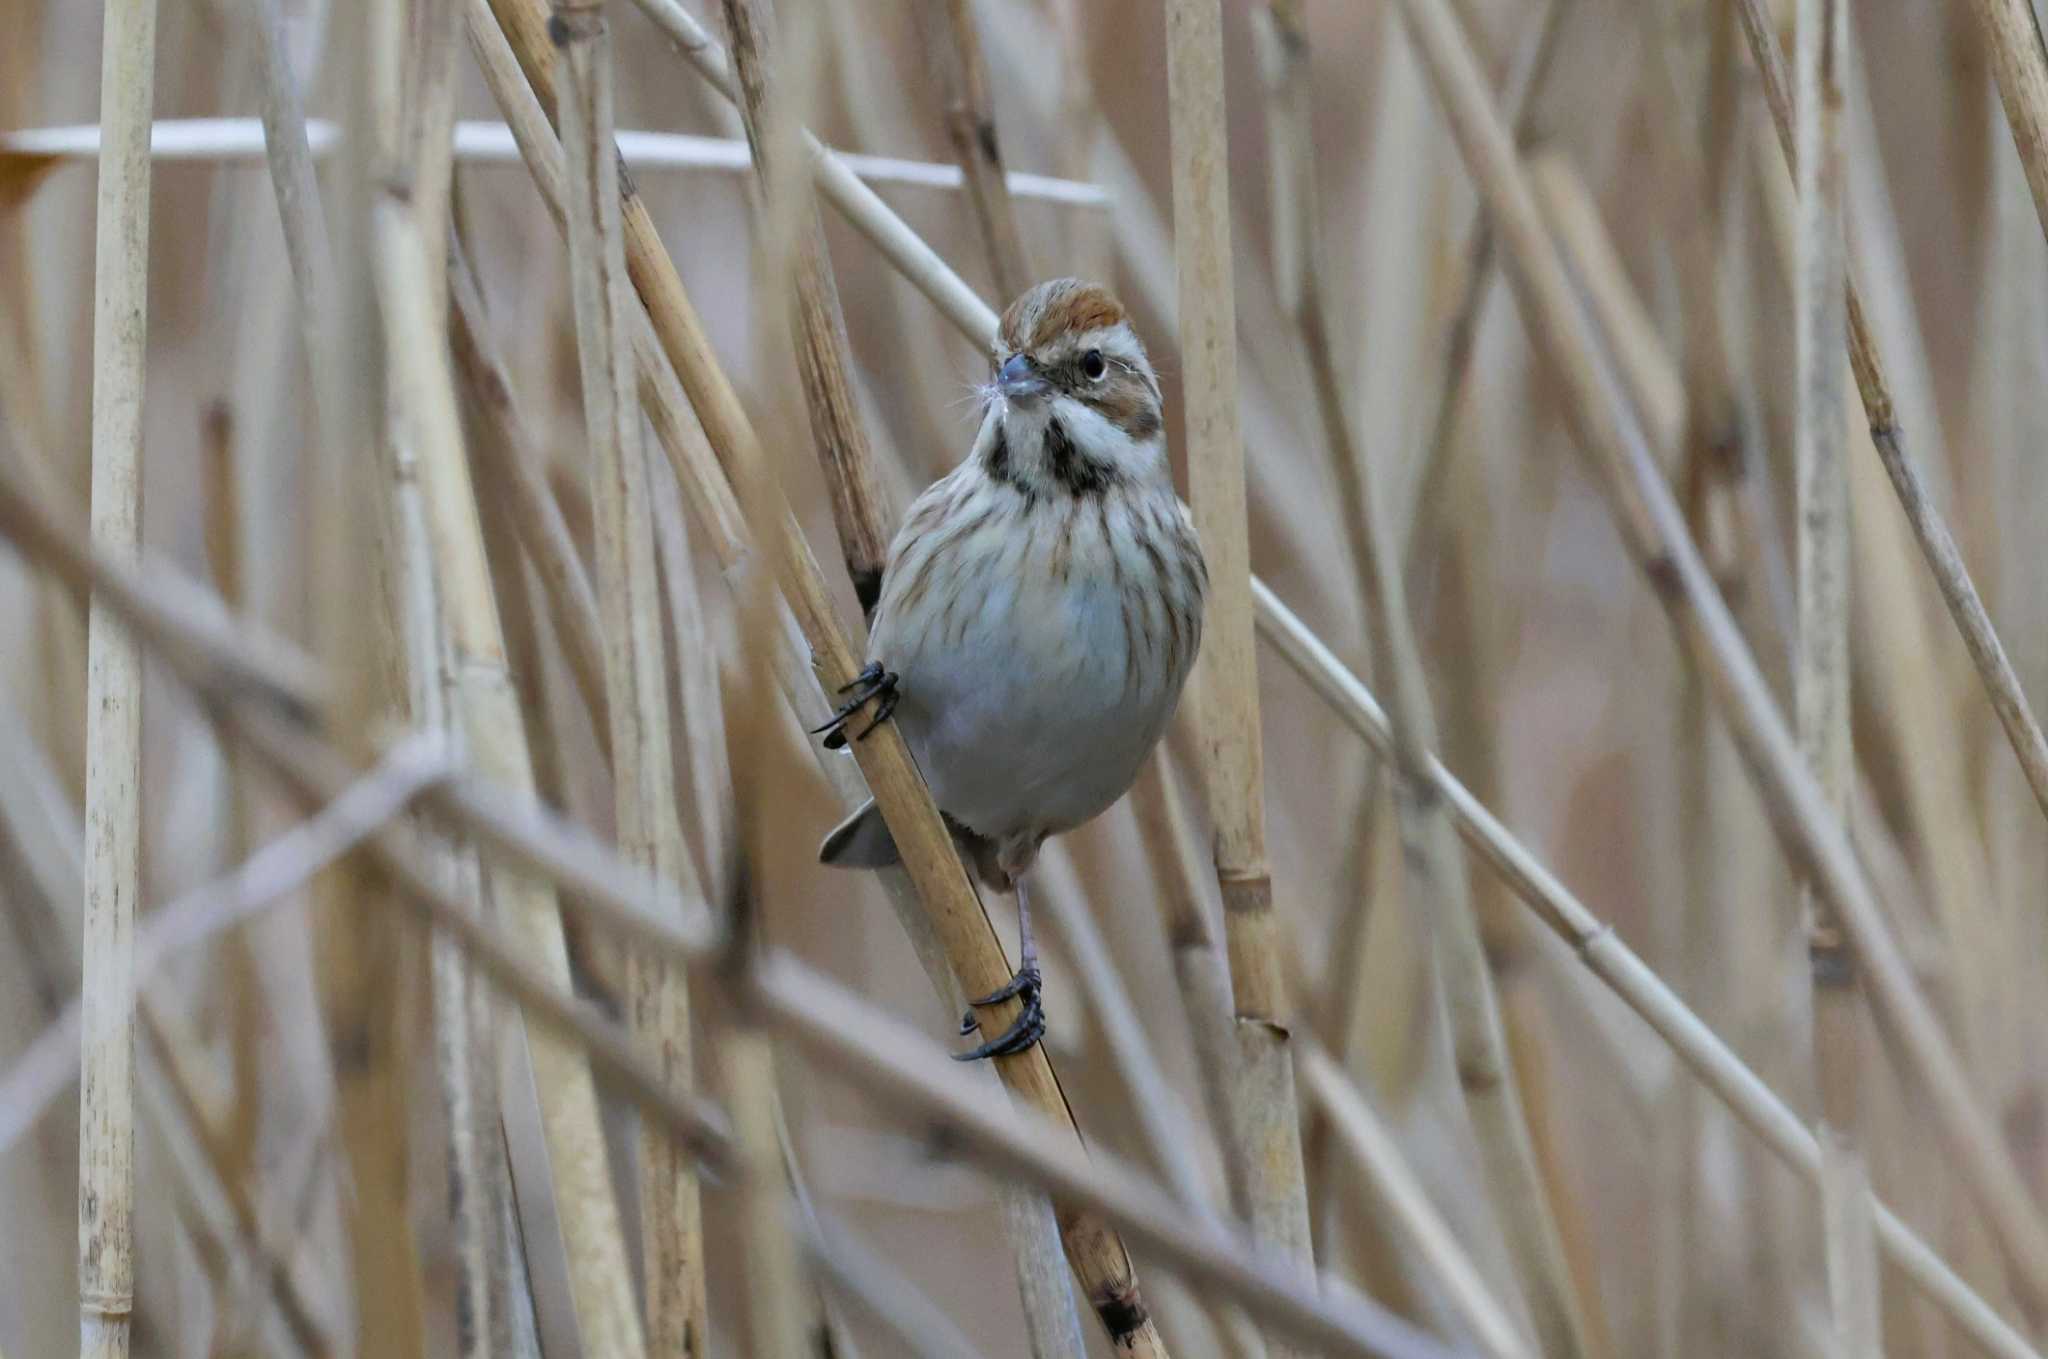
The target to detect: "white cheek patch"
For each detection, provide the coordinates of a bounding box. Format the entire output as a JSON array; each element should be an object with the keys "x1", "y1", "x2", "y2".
[{"x1": 1053, "y1": 396, "x2": 1161, "y2": 478}]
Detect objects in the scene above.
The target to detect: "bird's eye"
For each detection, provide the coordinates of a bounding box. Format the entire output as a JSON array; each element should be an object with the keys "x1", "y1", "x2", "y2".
[{"x1": 1081, "y1": 349, "x2": 1108, "y2": 381}]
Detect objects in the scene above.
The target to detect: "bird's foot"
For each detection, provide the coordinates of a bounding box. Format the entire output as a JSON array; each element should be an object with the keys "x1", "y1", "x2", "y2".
[
  {"x1": 953, "y1": 963, "x2": 1045, "y2": 1061},
  {"x1": 811, "y1": 661, "x2": 899, "y2": 749}
]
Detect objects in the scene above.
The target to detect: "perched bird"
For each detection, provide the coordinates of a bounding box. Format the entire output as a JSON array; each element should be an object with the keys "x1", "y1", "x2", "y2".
[{"x1": 815, "y1": 278, "x2": 1207, "y2": 1060}]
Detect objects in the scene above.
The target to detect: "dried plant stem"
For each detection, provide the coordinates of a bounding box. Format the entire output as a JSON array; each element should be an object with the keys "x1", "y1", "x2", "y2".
[
  {"x1": 1163, "y1": 2, "x2": 1315, "y2": 1347},
  {"x1": 78, "y1": 0, "x2": 157, "y2": 1351},
  {"x1": 1254, "y1": 5, "x2": 1589, "y2": 1354},
  {"x1": 550, "y1": 5, "x2": 708, "y2": 1355},
  {"x1": 1792, "y1": 0, "x2": 1881, "y2": 1350},
  {"x1": 1301, "y1": 1047, "x2": 1531, "y2": 1359},
  {"x1": 1251, "y1": 579, "x2": 2037, "y2": 1359},
  {"x1": 468, "y1": 1, "x2": 1170, "y2": 1347},
  {"x1": 1966, "y1": 0, "x2": 2048, "y2": 251},
  {"x1": 1730, "y1": 0, "x2": 2048, "y2": 830},
  {"x1": 4, "y1": 471, "x2": 2024, "y2": 1359},
  {"x1": 718, "y1": 0, "x2": 894, "y2": 611},
  {"x1": 1391, "y1": 0, "x2": 2048, "y2": 1320},
  {"x1": 918, "y1": 0, "x2": 1032, "y2": 299}
]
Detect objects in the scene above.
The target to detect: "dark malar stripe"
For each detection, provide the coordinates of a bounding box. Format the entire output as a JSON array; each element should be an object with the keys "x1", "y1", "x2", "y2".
[{"x1": 1046, "y1": 417, "x2": 1118, "y2": 497}]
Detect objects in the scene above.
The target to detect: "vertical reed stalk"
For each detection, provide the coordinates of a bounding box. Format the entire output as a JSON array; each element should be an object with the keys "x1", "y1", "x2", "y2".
[
  {"x1": 78, "y1": 0, "x2": 157, "y2": 1352},
  {"x1": 1253, "y1": 4, "x2": 1593, "y2": 1353},
  {"x1": 1162, "y1": 0, "x2": 1316, "y2": 1344},
  {"x1": 551, "y1": 5, "x2": 709, "y2": 1355},
  {"x1": 1792, "y1": 0, "x2": 1881, "y2": 1349},
  {"x1": 1393, "y1": 0, "x2": 2048, "y2": 1318}
]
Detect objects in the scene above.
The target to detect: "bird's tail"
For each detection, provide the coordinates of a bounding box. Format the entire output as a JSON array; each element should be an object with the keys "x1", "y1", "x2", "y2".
[{"x1": 818, "y1": 799, "x2": 902, "y2": 869}]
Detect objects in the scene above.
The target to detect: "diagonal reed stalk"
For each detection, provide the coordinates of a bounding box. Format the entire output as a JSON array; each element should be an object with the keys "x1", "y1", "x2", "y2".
[
  {"x1": 78, "y1": 0, "x2": 157, "y2": 1353},
  {"x1": 549, "y1": 2, "x2": 708, "y2": 1354},
  {"x1": 1791, "y1": 0, "x2": 1883, "y2": 1349},
  {"x1": 1964, "y1": 0, "x2": 2048, "y2": 254},
  {"x1": 1252, "y1": 4, "x2": 1594, "y2": 1354},
  {"x1": 917, "y1": 0, "x2": 1033, "y2": 301},
  {"x1": 465, "y1": 1, "x2": 1172, "y2": 1348},
  {"x1": 1162, "y1": 4, "x2": 1316, "y2": 1351},
  {"x1": 1390, "y1": 0, "x2": 2048, "y2": 1321}
]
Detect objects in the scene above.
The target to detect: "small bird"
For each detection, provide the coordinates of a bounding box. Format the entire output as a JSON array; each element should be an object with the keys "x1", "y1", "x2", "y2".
[{"x1": 815, "y1": 278, "x2": 1208, "y2": 1060}]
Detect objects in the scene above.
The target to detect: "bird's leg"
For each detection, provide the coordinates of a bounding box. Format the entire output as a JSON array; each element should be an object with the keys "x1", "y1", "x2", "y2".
[
  {"x1": 811, "y1": 660, "x2": 899, "y2": 749},
  {"x1": 955, "y1": 874, "x2": 1045, "y2": 1061}
]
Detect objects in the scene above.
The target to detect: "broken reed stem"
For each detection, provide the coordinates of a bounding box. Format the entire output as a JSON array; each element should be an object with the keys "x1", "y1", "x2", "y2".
[
  {"x1": 719, "y1": 0, "x2": 894, "y2": 614},
  {"x1": 1163, "y1": 0, "x2": 1316, "y2": 1339},
  {"x1": 1300, "y1": 1047, "x2": 1531, "y2": 1359},
  {"x1": 467, "y1": 0, "x2": 1171, "y2": 1347},
  {"x1": 1729, "y1": 0, "x2": 2048, "y2": 832},
  {"x1": 1254, "y1": 4, "x2": 1591, "y2": 1353},
  {"x1": 78, "y1": 0, "x2": 156, "y2": 1352},
  {"x1": 1792, "y1": 0, "x2": 1882, "y2": 1351},
  {"x1": 549, "y1": 5, "x2": 708, "y2": 1355},
  {"x1": 3, "y1": 466, "x2": 2027, "y2": 1359},
  {"x1": 920, "y1": 0, "x2": 1032, "y2": 300},
  {"x1": 1392, "y1": 0, "x2": 2048, "y2": 1321}
]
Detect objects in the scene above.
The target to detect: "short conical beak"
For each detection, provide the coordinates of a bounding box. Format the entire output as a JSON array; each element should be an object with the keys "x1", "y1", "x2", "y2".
[{"x1": 999, "y1": 353, "x2": 1047, "y2": 400}]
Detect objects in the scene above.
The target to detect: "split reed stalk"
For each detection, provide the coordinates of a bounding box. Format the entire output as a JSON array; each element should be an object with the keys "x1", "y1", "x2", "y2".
[
  {"x1": 550, "y1": 4, "x2": 707, "y2": 1354},
  {"x1": 78, "y1": 0, "x2": 157, "y2": 1352},
  {"x1": 1729, "y1": 0, "x2": 2048, "y2": 830},
  {"x1": 1253, "y1": 4, "x2": 1591, "y2": 1353},
  {"x1": 1390, "y1": 0, "x2": 2048, "y2": 1320},
  {"x1": 1162, "y1": 1, "x2": 1316, "y2": 1344},
  {"x1": 467, "y1": 0, "x2": 1173, "y2": 1347},
  {"x1": 1792, "y1": 0, "x2": 1882, "y2": 1349}
]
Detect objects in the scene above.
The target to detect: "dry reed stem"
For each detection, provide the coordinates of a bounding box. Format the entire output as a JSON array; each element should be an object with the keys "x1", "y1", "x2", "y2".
[
  {"x1": 1253, "y1": 4, "x2": 1590, "y2": 1352},
  {"x1": 468, "y1": 1, "x2": 1171, "y2": 1346},
  {"x1": 1729, "y1": 0, "x2": 2048, "y2": 831},
  {"x1": 445, "y1": 250, "x2": 611, "y2": 754},
  {"x1": 1966, "y1": 0, "x2": 2048, "y2": 252},
  {"x1": 918, "y1": 0, "x2": 1033, "y2": 300},
  {"x1": 78, "y1": 0, "x2": 157, "y2": 1351},
  {"x1": 6, "y1": 470, "x2": 2018, "y2": 1359},
  {"x1": 1163, "y1": 0, "x2": 1315, "y2": 1336},
  {"x1": 1392, "y1": 0, "x2": 2048, "y2": 1321},
  {"x1": 1300, "y1": 1046, "x2": 1531, "y2": 1359},
  {"x1": 556, "y1": 2, "x2": 2041, "y2": 1344},
  {"x1": 718, "y1": 0, "x2": 894, "y2": 612},
  {"x1": 550, "y1": 4, "x2": 708, "y2": 1354},
  {"x1": 1792, "y1": 0, "x2": 1882, "y2": 1349},
  {"x1": 1250, "y1": 579, "x2": 2039, "y2": 1359}
]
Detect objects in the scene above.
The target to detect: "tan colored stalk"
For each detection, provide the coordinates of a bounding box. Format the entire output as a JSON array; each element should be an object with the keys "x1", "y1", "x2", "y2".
[
  {"x1": 1965, "y1": 0, "x2": 2048, "y2": 250},
  {"x1": 717, "y1": 0, "x2": 894, "y2": 611},
  {"x1": 918, "y1": 0, "x2": 1032, "y2": 300},
  {"x1": 5, "y1": 470, "x2": 2033, "y2": 1359},
  {"x1": 466, "y1": 0, "x2": 1170, "y2": 1346},
  {"x1": 78, "y1": 0, "x2": 157, "y2": 1352},
  {"x1": 1300, "y1": 1047, "x2": 1531, "y2": 1359},
  {"x1": 1729, "y1": 0, "x2": 2048, "y2": 831},
  {"x1": 1392, "y1": 0, "x2": 2048, "y2": 1318},
  {"x1": 1253, "y1": 5, "x2": 1588, "y2": 1353},
  {"x1": 1792, "y1": 0, "x2": 1881, "y2": 1349},
  {"x1": 550, "y1": 4, "x2": 707, "y2": 1353},
  {"x1": 1162, "y1": 0, "x2": 1315, "y2": 1340}
]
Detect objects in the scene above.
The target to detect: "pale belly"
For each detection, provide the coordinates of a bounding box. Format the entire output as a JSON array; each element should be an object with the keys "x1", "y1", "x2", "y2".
[{"x1": 885, "y1": 538, "x2": 1180, "y2": 845}]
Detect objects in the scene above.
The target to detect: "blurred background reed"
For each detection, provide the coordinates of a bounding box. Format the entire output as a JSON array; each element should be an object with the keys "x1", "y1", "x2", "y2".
[{"x1": 3, "y1": 0, "x2": 2048, "y2": 1356}]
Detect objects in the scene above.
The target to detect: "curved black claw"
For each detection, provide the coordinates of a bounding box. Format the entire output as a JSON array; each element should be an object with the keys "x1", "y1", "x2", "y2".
[
  {"x1": 953, "y1": 965, "x2": 1044, "y2": 1061},
  {"x1": 812, "y1": 661, "x2": 899, "y2": 750}
]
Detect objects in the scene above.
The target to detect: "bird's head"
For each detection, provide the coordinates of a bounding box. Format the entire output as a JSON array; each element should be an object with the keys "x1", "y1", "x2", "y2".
[{"x1": 980, "y1": 279, "x2": 1165, "y2": 497}]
